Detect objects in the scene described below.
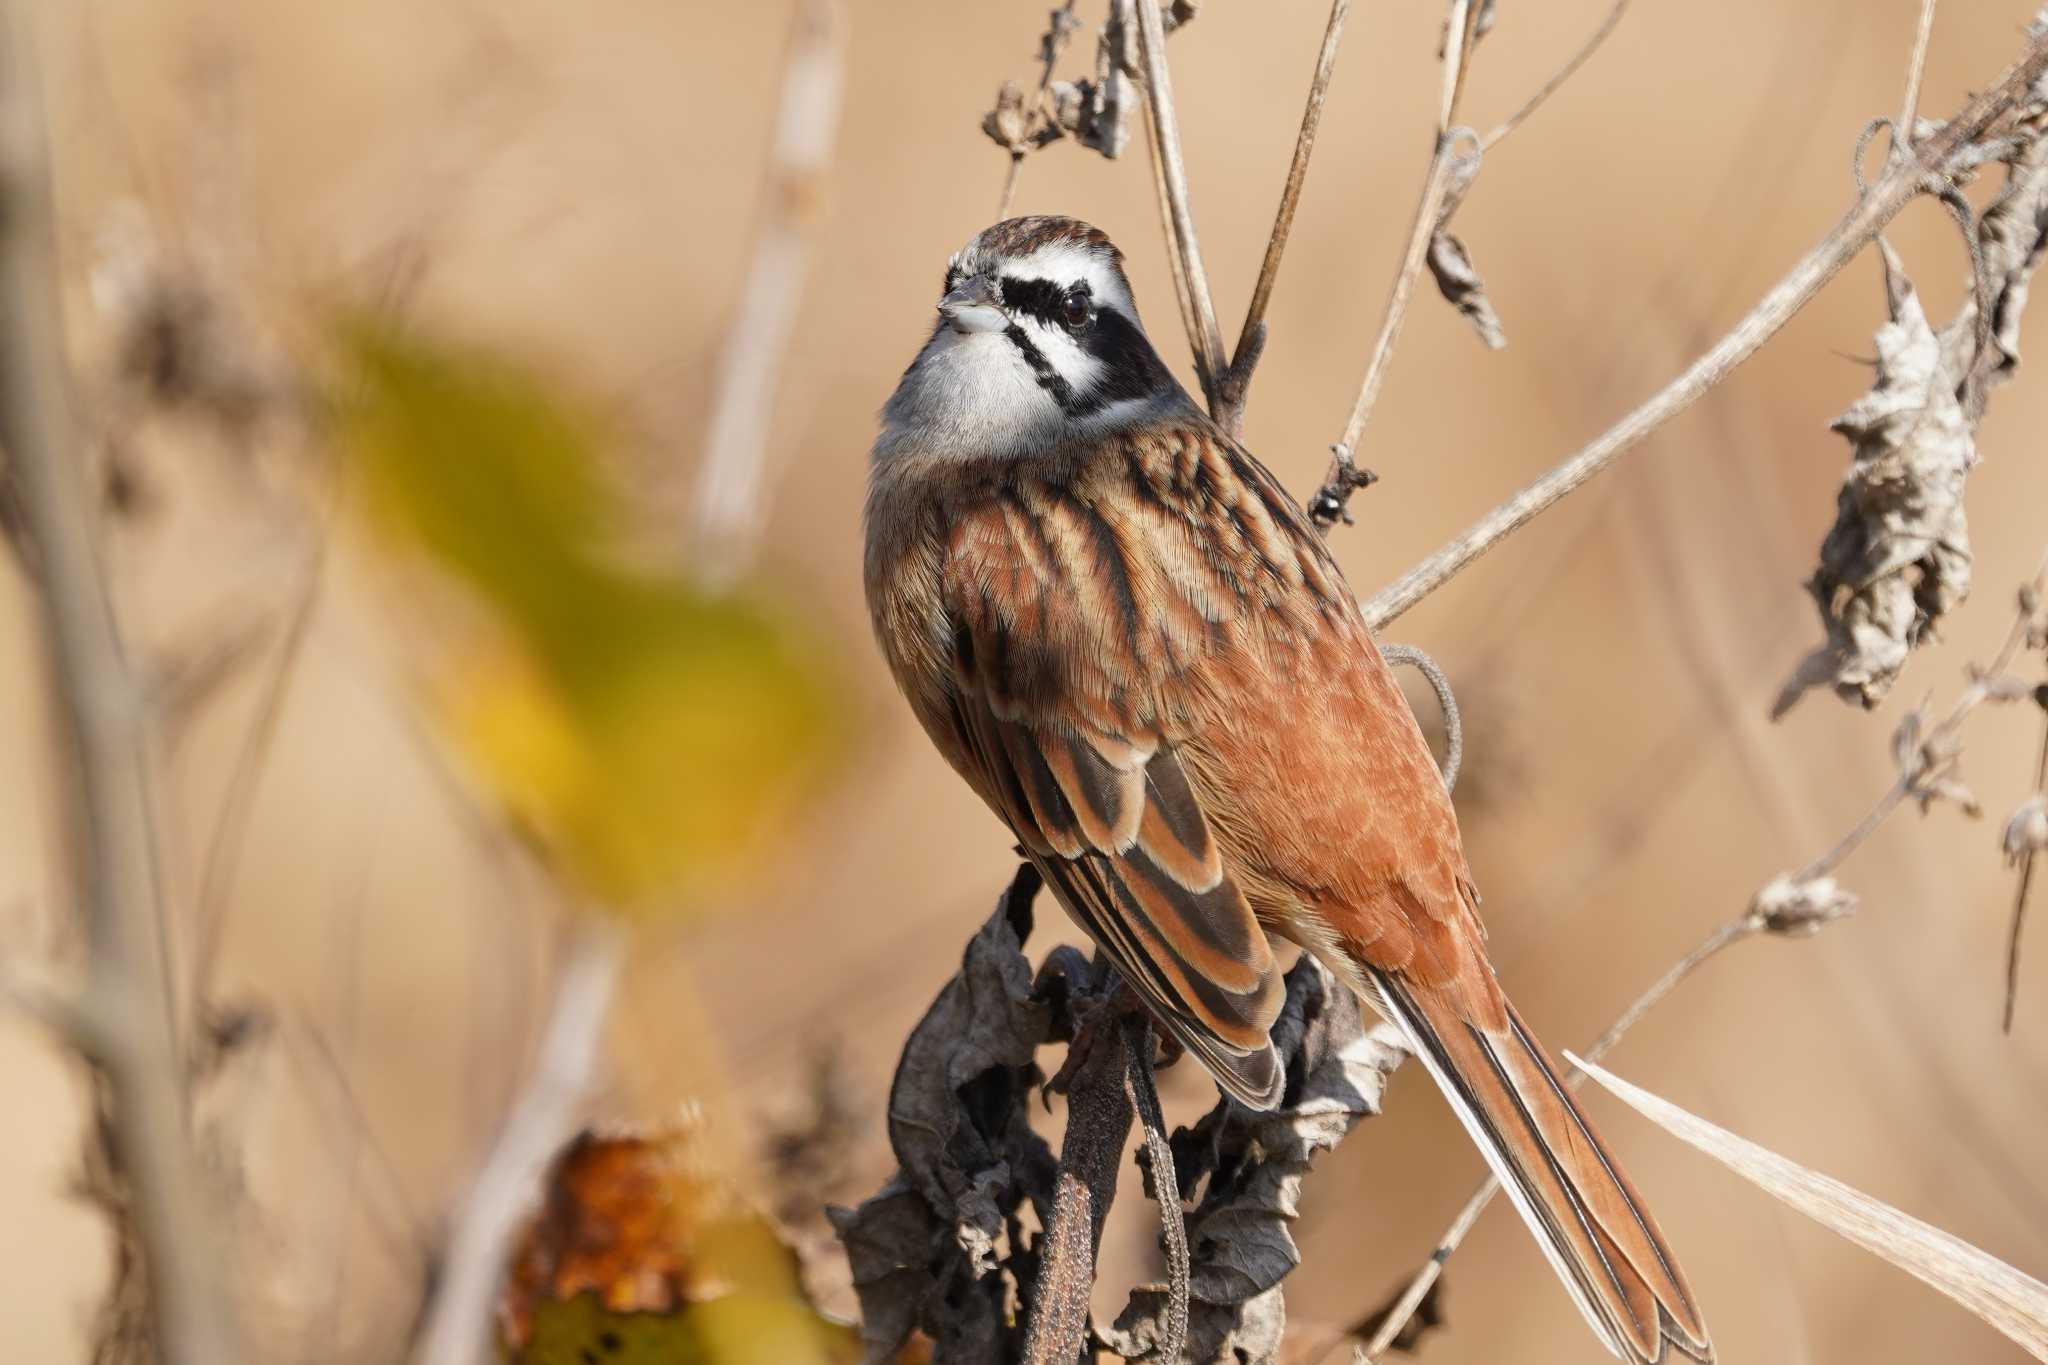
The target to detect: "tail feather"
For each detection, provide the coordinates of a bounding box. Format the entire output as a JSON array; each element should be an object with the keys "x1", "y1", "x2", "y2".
[{"x1": 1369, "y1": 970, "x2": 1713, "y2": 1364}]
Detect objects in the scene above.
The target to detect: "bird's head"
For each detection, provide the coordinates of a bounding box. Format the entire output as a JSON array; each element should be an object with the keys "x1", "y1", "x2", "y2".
[{"x1": 878, "y1": 216, "x2": 1189, "y2": 458}]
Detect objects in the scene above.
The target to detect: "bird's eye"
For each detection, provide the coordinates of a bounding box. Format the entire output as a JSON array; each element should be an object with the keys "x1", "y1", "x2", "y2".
[{"x1": 1061, "y1": 290, "x2": 1092, "y2": 329}]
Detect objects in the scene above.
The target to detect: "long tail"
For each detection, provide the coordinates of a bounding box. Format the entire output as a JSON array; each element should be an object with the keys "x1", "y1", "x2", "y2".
[{"x1": 1369, "y1": 970, "x2": 1713, "y2": 1363}]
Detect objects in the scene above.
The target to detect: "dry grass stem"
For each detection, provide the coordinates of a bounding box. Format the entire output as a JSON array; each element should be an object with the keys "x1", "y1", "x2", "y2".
[
  {"x1": 1221, "y1": 0, "x2": 1353, "y2": 434},
  {"x1": 1898, "y1": 0, "x2": 1941, "y2": 144},
  {"x1": 0, "y1": 2, "x2": 237, "y2": 1357},
  {"x1": 2007, "y1": 719, "x2": 2048, "y2": 1032},
  {"x1": 411, "y1": 919, "x2": 627, "y2": 1365},
  {"x1": 1132, "y1": 0, "x2": 1227, "y2": 411},
  {"x1": 1312, "y1": 143, "x2": 1460, "y2": 533},
  {"x1": 689, "y1": 0, "x2": 847, "y2": 579},
  {"x1": 1478, "y1": 0, "x2": 1631, "y2": 151}
]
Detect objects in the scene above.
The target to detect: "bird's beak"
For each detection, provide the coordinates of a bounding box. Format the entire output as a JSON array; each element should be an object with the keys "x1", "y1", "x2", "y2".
[{"x1": 938, "y1": 274, "x2": 1008, "y2": 334}]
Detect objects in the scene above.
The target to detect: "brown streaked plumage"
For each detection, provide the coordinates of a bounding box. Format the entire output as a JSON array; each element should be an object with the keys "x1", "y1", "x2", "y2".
[{"x1": 865, "y1": 216, "x2": 1712, "y2": 1362}]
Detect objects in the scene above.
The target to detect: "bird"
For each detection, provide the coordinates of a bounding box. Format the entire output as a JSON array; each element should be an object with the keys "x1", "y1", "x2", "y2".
[{"x1": 862, "y1": 215, "x2": 1712, "y2": 1364}]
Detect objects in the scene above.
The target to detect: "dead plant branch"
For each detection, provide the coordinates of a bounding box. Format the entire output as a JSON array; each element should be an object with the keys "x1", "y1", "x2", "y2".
[
  {"x1": 0, "y1": 2, "x2": 237, "y2": 1357},
  {"x1": 411, "y1": 918, "x2": 626, "y2": 1365},
  {"x1": 1899, "y1": 0, "x2": 1941, "y2": 145},
  {"x1": 1132, "y1": 0, "x2": 1227, "y2": 412},
  {"x1": 689, "y1": 0, "x2": 846, "y2": 579},
  {"x1": 1478, "y1": 0, "x2": 1631, "y2": 151},
  {"x1": 1221, "y1": 0, "x2": 1353, "y2": 434}
]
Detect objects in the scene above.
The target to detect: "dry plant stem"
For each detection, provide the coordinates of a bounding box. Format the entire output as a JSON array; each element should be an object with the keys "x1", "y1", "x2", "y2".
[
  {"x1": 688, "y1": 0, "x2": 846, "y2": 580},
  {"x1": 1021, "y1": 1019, "x2": 1135, "y2": 1365},
  {"x1": 1132, "y1": 0, "x2": 1227, "y2": 411},
  {"x1": 187, "y1": 543, "x2": 326, "y2": 1027},
  {"x1": 1122, "y1": 1017, "x2": 1190, "y2": 1365},
  {"x1": 1437, "y1": 0, "x2": 1479, "y2": 132},
  {"x1": 413, "y1": 918, "x2": 626, "y2": 1365},
  {"x1": 2007, "y1": 719, "x2": 2048, "y2": 1032},
  {"x1": 1322, "y1": 0, "x2": 1481, "y2": 489},
  {"x1": 1478, "y1": 0, "x2": 1630, "y2": 151},
  {"x1": 0, "y1": 4, "x2": 237, "y2": 1360},
  {"x1": 1359, "y1": 36, "x2": 2048, "y2": 630},
  {"x1": 1143, "y1": 98, "x2": 1208, "y2": 405},
  {"x1": 1223, "y1": 0, "x2": 1353, "y2": 433},
  {"x1": 1323, "y1": 144, "x2": 1456, "y2": 490},
  {"x1": 1898, "y1": 0, "x2": 1940, "y2": 142}
]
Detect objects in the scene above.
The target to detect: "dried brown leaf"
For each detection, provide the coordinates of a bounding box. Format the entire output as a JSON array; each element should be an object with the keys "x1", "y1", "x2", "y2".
[
  {"x1": 1777, "y1": 244, "x2": 1975, "y2": 716},
  {"x1": 1426, "y1": 231, "x2": 1506, "y2": 349}
]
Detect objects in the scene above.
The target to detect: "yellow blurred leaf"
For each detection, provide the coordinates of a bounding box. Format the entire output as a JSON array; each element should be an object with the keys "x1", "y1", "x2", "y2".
[{"x1": 335, "y1": 321, "x2": 838, "y2": 909}]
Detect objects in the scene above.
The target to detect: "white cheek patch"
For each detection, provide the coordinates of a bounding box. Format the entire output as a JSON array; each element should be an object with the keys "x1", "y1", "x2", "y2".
[{"x1": 1013, "y1": 314, "x2": 1104, "y2": 394}]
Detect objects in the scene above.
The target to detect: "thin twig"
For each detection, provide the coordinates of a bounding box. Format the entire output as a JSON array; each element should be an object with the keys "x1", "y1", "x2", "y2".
[
  {"x1": 2006, "y1": 717, "x2": 2048, "y2": 1033},
  {"x1": 1315, "y1": 142, "x2": 1459, "y2": 525},
  {"x1": 1379, "y1": 643, "x2": 1463, "y2": 791},
  {"x1": 187, "y1": 541, "x2": 326, "y2": 1027},
  {"x1": 1438, "y1": 0, "x2": 1481, "y2": 133},
  {"x1": 411, "y1": 918, "x2": 627, "y2": 1365},
  {"x1": 1478, "y1": 0, "x2": 1631, "y2": 151},
  {"x1": 689, "y1": 0, "x2": 847, "y2": 579},
  {"x1": 1123, "y1": 1016, "x2": 1189, "y2": 1365},
  {"x1": 1897, "y1": 0, "x2": 1941, "y2": 146},
  {"x1": 0, "y1": 3, "x2": 237, "y2": 1357},
  {"x1": 1322, "y1": 0, "x2": 1488, "y2": 487},
  {"x1": 1220, "y1": 0, "x2": 1353, "y2": 434},
  {"x1": 1132, "y1": 0, "x2": 1227, "y2": 412},
  {"x1": 1358, "y1": 37, "x2": 2048, "y2": 630}
]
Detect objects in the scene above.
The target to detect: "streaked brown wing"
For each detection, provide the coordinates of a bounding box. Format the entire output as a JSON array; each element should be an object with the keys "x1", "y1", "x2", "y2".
[{"x1": 937, "y1": 496, "x2": 1287, "y2": 1108}]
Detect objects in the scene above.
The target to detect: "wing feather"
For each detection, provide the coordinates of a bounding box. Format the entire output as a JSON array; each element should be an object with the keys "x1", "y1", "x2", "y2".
[{"x1": 939, "y1": 496, "x2": 1287, "y2": 1109}]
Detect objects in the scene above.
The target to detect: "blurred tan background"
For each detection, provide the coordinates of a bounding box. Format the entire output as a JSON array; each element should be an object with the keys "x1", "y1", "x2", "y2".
[{"x1": 7, "y1": 0, "x2": 2048, "y2": 1360}]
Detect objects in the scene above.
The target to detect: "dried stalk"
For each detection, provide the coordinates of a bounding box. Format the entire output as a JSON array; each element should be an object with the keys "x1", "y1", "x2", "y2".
[
  {"x1": 0, "y1": 2, "x2": 236, "y2": 1357},
  {"x1": 1898, "y1": 0, "x2": 1941, "y2": 144},
  {"x1": 689, "y1": 0, "x2": 847, "y2": 580},
  {"x1": 1132, "y1": 0, "x2": 1227, "y2": 412},
  {"x1": 1313, "y1": 143, "x2": 1461, "y2": 531},
  {"x1": 1220, "y1": 0, "x2": 1353, "y2": 434},
  {"x1": 2006, "y1": 716, "x2": 2048, "y2": 1032},
  {"x1": 1477, "y1": 0, "x2": 1631, "y2": 151},
  {"x1": 1358, "y1": 33, "x2": 2048, "y2": 630},
  {"x1": 411, "y1": 919, "x2": 626, "y2": 1365},
  {"x1": 1121, "y1": 1018, "x2": 1189, "y2": 1365}
]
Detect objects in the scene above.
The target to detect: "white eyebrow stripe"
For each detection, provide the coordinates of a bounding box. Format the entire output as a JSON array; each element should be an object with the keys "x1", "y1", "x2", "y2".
[{"x1": 1006, "y1": 242, "x2": 1137, "y2": 318}]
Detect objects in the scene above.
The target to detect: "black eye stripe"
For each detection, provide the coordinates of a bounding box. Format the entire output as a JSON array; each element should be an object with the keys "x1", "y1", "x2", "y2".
[{"x1": 1001, "y1": 276, "x2": 1089, "y2": 325}]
